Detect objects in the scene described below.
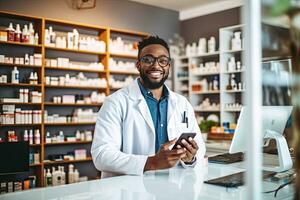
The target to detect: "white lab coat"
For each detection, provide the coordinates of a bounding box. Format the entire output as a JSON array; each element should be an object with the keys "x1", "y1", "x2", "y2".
[{"x1": 91, "y1": 79, "x2": 206, "y2": 178}]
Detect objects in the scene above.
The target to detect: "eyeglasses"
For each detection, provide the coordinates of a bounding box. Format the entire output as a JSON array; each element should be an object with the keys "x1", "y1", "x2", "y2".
[{"x1": 139, "y1": 55, "x2": 171, "y2": 67}]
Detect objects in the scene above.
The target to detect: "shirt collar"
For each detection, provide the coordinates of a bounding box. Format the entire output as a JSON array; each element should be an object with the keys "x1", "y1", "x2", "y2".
[{"x1": 137, "y1": 78, "x2": 169, "y2": 99}]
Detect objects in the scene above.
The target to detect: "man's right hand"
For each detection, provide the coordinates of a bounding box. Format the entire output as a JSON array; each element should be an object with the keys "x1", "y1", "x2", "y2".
[{"x1": 144, "y1": 139, "x2": 187, "y2": 172}]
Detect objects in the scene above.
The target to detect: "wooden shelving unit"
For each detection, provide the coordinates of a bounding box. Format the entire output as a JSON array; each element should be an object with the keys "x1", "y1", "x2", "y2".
[
  {"x1": 43, "y1": 157, "x2": 92, "y2": 165},
  {"x1": 44, "y1": 141, "x2": 92, "y2": 146},
  {"x1": 0, "y1": 10, "x2": 149, "y2": 190},
  {"x1": 44, "y1": 66, "x2": 106, "y2": 73},
  {"x1": 44, "y1": 102, "x2": 102, "y2": 106},
  {"x1": 0, "y1": 63, "x2": 42, "y2": 68}
]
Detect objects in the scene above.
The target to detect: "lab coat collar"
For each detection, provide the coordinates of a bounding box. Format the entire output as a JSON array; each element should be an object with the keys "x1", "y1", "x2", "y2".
[{"x1": 127, "y1": 79, "x2": 177, "y2": 135}]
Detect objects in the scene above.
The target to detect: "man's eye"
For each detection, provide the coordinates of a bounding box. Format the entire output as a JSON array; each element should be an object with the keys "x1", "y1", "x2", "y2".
[
  {"x1": 142, "y1": 57, "x2": 154, "y2": 63},
  {"x1": 158, "y1": 58, "x2": 169, "y2": 65}
]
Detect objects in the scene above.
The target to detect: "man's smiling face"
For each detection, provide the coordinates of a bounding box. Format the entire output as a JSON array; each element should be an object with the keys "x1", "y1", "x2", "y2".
[{"x1": 137, "y1": 44, "x2": 170, "y2": 89}]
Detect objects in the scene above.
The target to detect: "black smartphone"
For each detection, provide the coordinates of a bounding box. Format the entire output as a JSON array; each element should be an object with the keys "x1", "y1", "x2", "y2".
[{"x1": 172, "y1": 133, "x2": 196, "y2": 150}]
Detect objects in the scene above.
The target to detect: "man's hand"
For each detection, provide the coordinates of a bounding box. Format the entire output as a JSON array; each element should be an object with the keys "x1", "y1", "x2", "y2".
[
  {"x1": 177, "y1": 137, "x2": 199, "y2": 163},
  {"x1": 144, "y1": 139, "x2": 186, "y2": 172}
]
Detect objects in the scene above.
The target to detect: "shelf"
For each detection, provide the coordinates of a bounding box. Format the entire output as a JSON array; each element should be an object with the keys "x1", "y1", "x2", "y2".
[
  {"x1": 0, "y1": 63, "x2": 42, "y2": 69},
  {"x1": 223, "y1": 108, "x2": 242, "y2": 112},
  {"x1": 43, "y1": 157, "x2": 92, "y2": 165},
  {"x1": 191, "y1": 90, "x2": 220, "y2": 94},
  {"x1": 223, "y1": 90, "x2": 245, "y2": 93},
  {"x1": 0, "y1": 102, "x2": 41, "y2": 105},
  {"x1": 110, "y1": 86, "x2": 124, "y2": 90},
  {"x1": 29, "y1": 163, "x2": 42, "y2": 167},
  {"x1": 45, "y1": 46, "x2": 106, "y2": 56},
  {"x1": 109, "y1": 53, "x2": 137, "y2": 59},
  {"x1": 0, "y1": 123, "x2": 41, "y2": 127},
  {"x1": 194, "y1": 109, "x2": 220, "y2": 112},
  {"x1": 44, "y1": 85, "x2": 106, "y2": 90},
  {"x1": 178, "y1": 88, "x2": 189, "y2": 92},
  {"x1": 109, "y1": 70, "x2": 139, "y2": 75},
  {"x1": 45, "y1": 141, "x2": 92, "y2": 146},
  {"x1": 45, "y1": 66, "x2": 106, "y2": 73},
  {"x1": 44, "y1": 122, "x2": 96, "y2": 126},
  {"x1": 221, "y1": 49, "x2": 244, "y2": 54},
  {"x1": 0, "y1": 83, "x2": 41, "y2": 87},
  {"x1": 223, "y1": 69, "x2": 245, "y2": 74},
  {"x1": 0, "y1": 41, "x2": 42, "y2": 48},
  {"x1": 208, "y1": 133, "x2": 234, "y2": 140},
  {"x1": 191, "y1": 71, "x2": 220, "y2": 76},
  {"x1": 190, "y1": 51, "x2": 219, "y2": 58},
  {"x1": 177, "y1": 64, "x2": 189, "y2": 68},
  {"x1": 177, "y1": 77, "x2": 189, "y2": 81},
  {"x1": 30, "y1": 144, "x2": 41, "y2": 147},
  {"x1": 44, "y1": 102, "x2": 102, "y2": 106}
]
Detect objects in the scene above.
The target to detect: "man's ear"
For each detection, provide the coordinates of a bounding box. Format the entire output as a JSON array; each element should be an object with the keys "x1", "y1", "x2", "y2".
[{"x1": 136, "y1": 61, "x2": 140, "y2": 71}]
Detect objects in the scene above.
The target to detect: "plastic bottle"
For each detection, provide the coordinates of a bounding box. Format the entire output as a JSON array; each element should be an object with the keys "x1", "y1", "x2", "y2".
[
  {"x1": 22, "y1": 25, "x2": 29, "y2": 43},
  {"x1": 74, "y1": 169, "x2": 79, "y2": 183},
  {"x1": 23, "y1": 130, "x2": 28, "y2": 141},
  {"x1": 34, "y1": 129, "x2": 40, "y2": 144},
  {"x1": 59, "y1": 131, "x2": 64, "y2": 142},
  {"x1": 29, "y1": 23, "x2": 35, "y2": 44},
  {"x1": 29, "y1": 129, "x2": 33, "y2": 145},
  {"x1": 33, "y1": 72, "x2": 38, "y2": 84},
  {"x1": 11, "y1": 66, "x2": 19, "y2": 83},
  {"x1": 6, "y1": 23, "x2": 15, "y2": 42},
  {"x1": 14, "y1": 24, "x2": 21, "y2": 42},
  {"x1": 75, "y1": 130, "x2": 81, "y2": 141},
  {"x1": 68, "y1": 164, "x2": 74, "y2": 184},
  {"x1": 208, "y1": 36, "x2": 216, "y2": 53},
  {"x1": 52, "y1": 166, "x2": 62, "y2": 186},
  {"x1": 46, "y1": 169, "x2": 52, "y2": 187},
  {"x1": 25, "y1": 54, "x2": 29, "y2": 65},
  {"x1": 46, "y1": 131, "x2": 51, "y2": 143},
  {"x1": 61, "y1": 166, "x2": 66, "y2": 185},
  {"x1": 34, "y1": 33, "x2": 39, "y2": 45},
  {"x1": 213, "y1": 76, "x2": 219, "y2": 91},
  {"x1": 29, "y1": 72, "x2": 34, "y2": 84}
]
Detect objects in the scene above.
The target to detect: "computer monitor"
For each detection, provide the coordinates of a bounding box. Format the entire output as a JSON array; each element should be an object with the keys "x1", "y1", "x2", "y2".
[
  {"x1": 0, "y1": 142, "x2": 29, "y2": 175},
  {"x1": 229, "y1": 106, "x2": 292, "y2": 154},
  {"x1": 229, "y1": 106, "x2": 293, "y2": 172}
]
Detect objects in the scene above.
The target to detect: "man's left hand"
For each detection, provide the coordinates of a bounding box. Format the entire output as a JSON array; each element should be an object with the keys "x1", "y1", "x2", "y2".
[{"x1": 177, "y1": 137, "x2": 199, "y2": 163}]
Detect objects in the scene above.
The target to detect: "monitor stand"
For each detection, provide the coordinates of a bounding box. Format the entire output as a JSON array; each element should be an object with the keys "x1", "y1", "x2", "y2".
[{"x1": 263, "y1": 129, "x2": 293, "y2": 172}]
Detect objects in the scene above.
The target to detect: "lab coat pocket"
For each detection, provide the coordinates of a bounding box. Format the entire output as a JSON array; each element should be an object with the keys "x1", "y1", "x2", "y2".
[{"x1": 176, "y1": 122, "x2": 189, "y2": 134}]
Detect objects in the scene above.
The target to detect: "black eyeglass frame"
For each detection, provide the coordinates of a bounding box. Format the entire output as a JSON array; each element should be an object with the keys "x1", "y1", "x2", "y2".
[{"x1": 139, "y1": 54, "x2": 171, "y2": 68}]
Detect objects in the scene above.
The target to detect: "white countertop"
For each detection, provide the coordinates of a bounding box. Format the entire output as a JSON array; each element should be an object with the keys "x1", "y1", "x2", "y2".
[{"x1": 0, "y1": 161, "x2": 295, "y2": 200}]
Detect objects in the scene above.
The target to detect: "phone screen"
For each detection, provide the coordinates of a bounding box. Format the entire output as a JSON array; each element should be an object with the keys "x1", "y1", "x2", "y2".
[{"x1": 171, "y1": 133, "x2": 196, "y2": 150}]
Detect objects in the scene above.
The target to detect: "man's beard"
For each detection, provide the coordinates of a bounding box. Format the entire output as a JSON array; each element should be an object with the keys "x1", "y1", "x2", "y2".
[{"x1": 139, "y1": 68, "x2": 169, "y2": 89}]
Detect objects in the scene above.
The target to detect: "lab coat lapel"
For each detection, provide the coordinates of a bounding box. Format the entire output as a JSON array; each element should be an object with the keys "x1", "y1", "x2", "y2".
[
  {"x1": 128, "y1": 79, "x2": 155, "y2": 135},
  {"x1": 137, "y1": 99, "x2": 155, "y2": 135},
  {"x1": 167, "y1": 91, "x2": 177, "y2": 127}
]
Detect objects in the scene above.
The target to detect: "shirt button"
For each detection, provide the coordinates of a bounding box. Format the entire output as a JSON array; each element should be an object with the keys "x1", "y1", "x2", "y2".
[{"x1": 161, "y1": 124, "x2": 163, "y2": 127}]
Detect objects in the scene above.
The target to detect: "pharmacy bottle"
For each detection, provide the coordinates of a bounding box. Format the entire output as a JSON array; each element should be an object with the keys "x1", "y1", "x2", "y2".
[
  {"x1": 61, "y1": 166, "x2": 66, "y2": 185},
  {"x1": 23, "y1": 130, "x2": 28, "y2": 141},
  {"x1": 46, "y1": 169, "x2": 52, "y2": 187},
  {"x1": 74, "y1": 169, "x2": 79, "y2": 183},
  {"x1": 6, "y1": 23, "x2": 15, "y2": 42},
  {"x1": 29, "y1": 129, "x2": 33, "y2": 145},
  {"x1": 68, "y1": 164, "x2": 74, "y2": 184},
  {"x1": 34, "y1": 129, "x2": 40, "y2": 144},
  {"x1": 11, "y1": 67, "x2": 19, "y2": 83},
  {"x1": 14, "y1": 24, "x2": 21, "y2": 42}
]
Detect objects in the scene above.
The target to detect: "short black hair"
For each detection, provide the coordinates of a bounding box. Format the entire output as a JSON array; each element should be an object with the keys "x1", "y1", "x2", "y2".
[{"x1": 138, "y1": 35, "x2": 170, "y2": 58}]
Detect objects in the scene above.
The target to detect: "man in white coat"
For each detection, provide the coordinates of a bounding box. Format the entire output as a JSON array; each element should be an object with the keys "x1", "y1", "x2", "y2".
[{"x1": 91, "y1": 36, "x2": 206, "y2": 178}]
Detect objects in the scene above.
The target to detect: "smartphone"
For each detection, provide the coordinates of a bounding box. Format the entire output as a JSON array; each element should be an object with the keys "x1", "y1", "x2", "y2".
[{"x1": 171, "y1": 133, "x2": 196, "y2": 150}]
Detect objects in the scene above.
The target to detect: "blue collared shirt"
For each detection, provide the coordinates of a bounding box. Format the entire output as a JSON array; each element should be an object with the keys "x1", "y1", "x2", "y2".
[{"x1": 138, "y1": 79, "x2": 169, "y2": 152}]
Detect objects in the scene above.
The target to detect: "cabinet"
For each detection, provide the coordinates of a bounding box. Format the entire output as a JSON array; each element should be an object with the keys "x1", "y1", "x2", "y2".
[{"x1": 0, "y1": 11, "x2": 148, "y2": 190}]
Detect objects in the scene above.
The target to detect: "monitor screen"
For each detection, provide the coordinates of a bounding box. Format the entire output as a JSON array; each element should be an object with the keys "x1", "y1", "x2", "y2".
[{"x1": 0, "y1": 142, "x2": 29, "y2": 175}]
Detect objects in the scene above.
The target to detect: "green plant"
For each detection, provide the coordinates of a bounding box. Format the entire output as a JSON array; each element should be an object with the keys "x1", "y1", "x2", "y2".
[{"x1": 199, "y1": 120, "x2": 218, "y2": 133}]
